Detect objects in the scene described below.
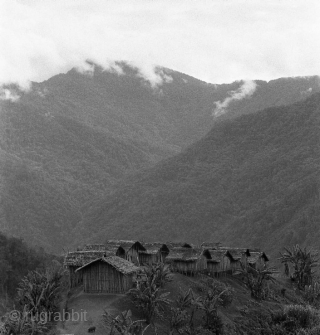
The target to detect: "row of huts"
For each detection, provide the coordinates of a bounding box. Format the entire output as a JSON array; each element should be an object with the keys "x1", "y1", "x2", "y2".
[{"x1": 64, "y1": 240, "x2": 269, "y2": 294}]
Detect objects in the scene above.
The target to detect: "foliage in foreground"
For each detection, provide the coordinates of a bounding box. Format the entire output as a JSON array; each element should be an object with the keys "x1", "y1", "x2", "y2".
[
  {"x1": 235, "y1": 304, "x2": 320, "y2": 335},
  {"x1": 279, "y1": 245, "x2": 319, "y2": 289},
  {"x1": 239, "y1": 264, "x2": 277, "y2": 300},
  {"x1": 127, "y1": 263, "x2": 173, "y2": 325},
  {"x1": 103, "y1": 309, "x2": 149, "y2": 335},
  {"x1": 1, "y1": 261, "x2": 65, "y2": 335}
]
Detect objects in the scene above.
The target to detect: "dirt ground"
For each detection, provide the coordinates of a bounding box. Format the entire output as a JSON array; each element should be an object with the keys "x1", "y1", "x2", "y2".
[{"x1": 57, "y1": 289, "x2": 126, "y2": 335}]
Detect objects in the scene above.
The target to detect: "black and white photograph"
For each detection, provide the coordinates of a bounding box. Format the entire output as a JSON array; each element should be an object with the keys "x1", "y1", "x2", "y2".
[{"x1": 1, "y1": 0, "x2": 320, "y2": 334}]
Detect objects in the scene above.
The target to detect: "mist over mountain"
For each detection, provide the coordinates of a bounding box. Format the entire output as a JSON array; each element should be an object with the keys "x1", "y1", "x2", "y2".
[
  {"x1": 82, "y1": 93, "x2": 320, "y2": 258},
  {"x1": 0, "y1": 63, "x2": 319, "y2": 252}
]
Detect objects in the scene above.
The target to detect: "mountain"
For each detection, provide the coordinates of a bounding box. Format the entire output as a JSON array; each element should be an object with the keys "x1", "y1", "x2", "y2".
[
  {"x1": 0, "y1": 63, "x2": 319, "y2": 252},
  {"x1": 216, "y1": 76, "x2": 320, "y2": 120},
  {"x1": 82, "y1": 93, "x2": 320, "y2": 258}
]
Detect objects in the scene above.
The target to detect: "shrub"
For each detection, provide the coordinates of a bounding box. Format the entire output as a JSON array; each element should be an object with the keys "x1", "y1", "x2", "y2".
[
  {"x1": 303, "y1": 282, "x2": 320, "y2": 306},
  {"x1": 284, "y1": 305, "x2": 319, "y2": 329},
  {"x1": 272, "y1": 305, "x2": 320, "y2": 334}
]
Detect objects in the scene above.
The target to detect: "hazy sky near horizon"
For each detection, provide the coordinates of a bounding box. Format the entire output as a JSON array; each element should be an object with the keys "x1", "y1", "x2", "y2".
[{"x1": 1, "y1": 0, "x2": 320, "y2": 87}]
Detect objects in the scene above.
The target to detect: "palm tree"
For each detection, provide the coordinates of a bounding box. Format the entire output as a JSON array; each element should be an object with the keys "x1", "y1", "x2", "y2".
[
  {"x1": 239, "y1": 264, "x2": 278, "y2": 300},
  {"x1": 127, "y1": 272, "x2": 171, "y2": 325},
  {"x1": 279, "y1": 245, "x2": 319, "y2": 289},
  {"x1": 103, "y1": 309, "x2": 149, "y2": 335}
]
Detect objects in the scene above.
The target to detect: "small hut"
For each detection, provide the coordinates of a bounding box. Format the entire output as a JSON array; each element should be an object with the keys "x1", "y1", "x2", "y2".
[
  {"x1": 220, "y1": 248, "x2": 251, "y2": 274},
  {"x1": 247, "y1": 251, "x2": 269, "y2": 270},
  {"x1": 75, "y1": 256, "x2": 140, "y2": 293},
  {"x1": 206, "y1": 250, "x2": 232, "y2": 277},
  {"x1": 106, "y1": 240, "x2": 146, "y2": 265},
  {"x1": 165, "y1": 247, "x2": 210, "y2": 276},
  {"x1": 138, "y1": 242, "x2": 170, "y2": 265}
]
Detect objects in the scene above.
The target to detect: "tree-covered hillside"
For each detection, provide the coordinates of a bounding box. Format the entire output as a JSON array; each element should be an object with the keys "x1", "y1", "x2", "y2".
[
  {"x1": 1, "y1": 64, "x2": 319, "y2": 252},
  {"x1": 82, "y1": 93, "x2": 320, "y2": 258}
]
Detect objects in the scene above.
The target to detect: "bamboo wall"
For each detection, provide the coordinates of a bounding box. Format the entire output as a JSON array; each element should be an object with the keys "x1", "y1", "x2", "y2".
[
  {"x1": 197, "y1": 255, "x2": 208, "y2": 272},
  {"x1": 170, "y1": 260, "x2": 197, "y2": 275},
  {"x1": 139, "y1": 253, "x2": 160, "y2": 265},
  {"x1": 230, "y1": 260, "x2": 241, "y2": 273},
  {"x1": 82, "y1": 261, "x2": 135, "y2": 293},
  {"x1": 241, "y1": 254, "x2": 248, "y2": 268},
  {"x1": 221, "y1": 255, "x2": 231, "y2": 272},
  {"x1": 207, "y1": 262, "x2": 221, "y2": 277},
  {"x1": 126, "y1": 245, "x2": 141, "y2": 265}
]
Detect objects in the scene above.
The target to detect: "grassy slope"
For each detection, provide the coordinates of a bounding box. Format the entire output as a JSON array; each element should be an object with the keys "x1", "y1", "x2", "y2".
[{"x1": 61, "y1": 273, "x2": 301, "y2": 335}]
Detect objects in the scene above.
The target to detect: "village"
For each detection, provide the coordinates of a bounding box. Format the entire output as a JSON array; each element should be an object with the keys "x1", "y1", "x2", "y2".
[{"x1": 64, "y1": 240, "x2": 269, "y2": 294}]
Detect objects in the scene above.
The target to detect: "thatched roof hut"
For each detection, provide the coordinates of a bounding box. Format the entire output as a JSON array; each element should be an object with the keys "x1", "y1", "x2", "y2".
[
  {"x1": 106, "y1": 240, "x2": 146, "y2": 265},
  {"x1": 139, "y1": 242, "x2": 170, "y2": 265},
  {"x1": 219, "y1": 247, "x2": 251, "y2": 273},
  {"x1": 247, "y1": 251, "x2": 269, "y2": 270},
  {"x1": 206, "y1": 250, "x2": 232, "y2": 276},
  {"x1": 64, "y1": 249, "x2": 111, "y2": 288},
  {"x1": 166, "y1": 247, "x2": 210, "y2": 276},
  {"x1": 76, "y1": 256, "x2": 140, "y2": 293}
]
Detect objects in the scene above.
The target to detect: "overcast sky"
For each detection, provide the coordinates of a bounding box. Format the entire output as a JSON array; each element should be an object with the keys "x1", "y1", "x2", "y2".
[{"x1": 1, "y1": 0, "x2": 320, "y2": 87}]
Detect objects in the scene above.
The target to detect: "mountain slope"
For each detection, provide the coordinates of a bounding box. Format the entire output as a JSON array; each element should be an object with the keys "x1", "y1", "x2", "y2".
[
  {"x1": 83, "y1": 93, "x2": 320, "y2": 257},
  {"x1": 1, "y1": 64, "x2": 320, "y2": 252}
]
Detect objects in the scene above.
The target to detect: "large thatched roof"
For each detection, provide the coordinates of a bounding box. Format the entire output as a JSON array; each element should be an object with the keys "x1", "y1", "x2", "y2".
[
  {"x1": 75, "y1": 256, "x2": 140, "y2": 275},
  {"x1": 166, "y1": 247, "x2": 202, "y2": 261},
  {"x1": 207, "y1": 250, "x2": 228, "y2": 263},
  {"x1": 83, "y1": 244, "x2": 107, "y2": 251},
  {"x1": 64, "y1": 250, "x2": 112, "y2": 267}
]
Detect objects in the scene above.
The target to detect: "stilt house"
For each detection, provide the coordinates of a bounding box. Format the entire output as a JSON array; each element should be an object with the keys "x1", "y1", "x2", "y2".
[{"x1": 75, "y1": 256, "x2": 140, "y2": 293}]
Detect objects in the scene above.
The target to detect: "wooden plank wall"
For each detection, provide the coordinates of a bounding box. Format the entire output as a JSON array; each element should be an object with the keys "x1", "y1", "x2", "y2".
[
  {"x1": 139, "y1": 253, "x2": 160, "y2": 265},
  {"x1": 83, "y1": 261, "x2": 134, "y2": 293},
  {"x1": 126, "y1": 246, "x2": 140, "y2": 265},
  {"x1": 207, "y1": 262, "x2": 221, "y2": 277}
]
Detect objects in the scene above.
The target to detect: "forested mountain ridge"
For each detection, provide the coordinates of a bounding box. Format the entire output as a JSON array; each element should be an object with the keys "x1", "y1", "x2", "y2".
[
  {"x1": 0, "y1": 63, "x2": 319, "y2": 252},
  {"x1": 82, "y1": 93, "x2": 320, "y2": 258}
]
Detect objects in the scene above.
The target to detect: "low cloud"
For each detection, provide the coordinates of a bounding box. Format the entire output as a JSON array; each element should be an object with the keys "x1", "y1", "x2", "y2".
[
  {"x1": 213, "y1": 80, "x2": 257, "y2": 116},
  {"x1": 0, "y1": 88, "x2": 20, "y2": 102}
]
